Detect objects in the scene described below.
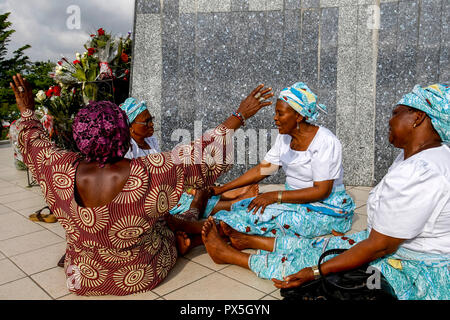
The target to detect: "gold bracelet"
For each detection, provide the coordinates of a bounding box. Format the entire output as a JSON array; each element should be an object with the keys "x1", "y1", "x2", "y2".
[
  {"x1": 311, "y1": 265, "x2": 321, "y2": 280},
  {"x1": 277, "y1": 191, "x2": 282, "y2": 204}
]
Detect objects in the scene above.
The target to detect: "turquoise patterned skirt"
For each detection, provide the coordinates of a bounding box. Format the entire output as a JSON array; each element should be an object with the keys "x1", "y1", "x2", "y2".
[
  {"x1": 169, "y1": 192, "x2": 221, "y2": 218},
  {"x1": 249, "y1": 230, "x2": 450, "y2": 300},
  {"x1": 213, "y1": 184, "x2": 355, "y2": 238}
]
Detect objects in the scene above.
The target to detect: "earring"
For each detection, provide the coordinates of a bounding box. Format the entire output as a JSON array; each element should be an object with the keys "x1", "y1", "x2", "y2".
[{"x1": 413, "y1": 123, "x2": 417, "y2": 128}]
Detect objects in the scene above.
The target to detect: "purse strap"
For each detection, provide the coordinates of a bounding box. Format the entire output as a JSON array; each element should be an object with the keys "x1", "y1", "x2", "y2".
[
  {"x1": 317, "y1": 248, "x2": 369, "y2": 291},
  {"x1": 317, "y1": 248, "x2": 347, "y2": 276}
]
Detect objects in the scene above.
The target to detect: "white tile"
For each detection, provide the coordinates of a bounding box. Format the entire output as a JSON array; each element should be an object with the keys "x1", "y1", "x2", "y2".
[
  {"x1": 0, "y1": 212, "x2": 44, "y2": 241},
  {"x1": 0, "y1": 204, "x2": 13, "y2": 215},
  {"x1": 219, "y1": 265, "x2": 277, "y2": 293},
  {"x1": 347, "y1": 188, "x2": 371, "y2": 203},
  {"x1": 4, "y1": 196, "x2": 47, "y2": 211},
  {"x1": 0, "y1": 230, "x2": 64, "y2": 257},
  {"x1": 184, "y1": 246, "x2": 229, "y2": 271},
  {"x1": 152, "y1": 258, "x2": 214, "y2": 296},
  {"x1": 31, "y1": 267, "x2": 70, "y2": 299},
  {"x1": 0, "y1": 259, "x2": 27, "y2": 285},
  {"x1": 163, "y1": 272, "x2": 266, "y2": 300},
  {"x1": 355, "y1": 205, "x2": 367, "y2": 215},
  {"x1": 351, "y1": 212, "x2": 368, "y2": 232},
  {"x1": 0, "y1": 191, "x2": 39, "y2": 204},
  {"x1": 10, "y1": 242, "x2": 66, "y2": 275},
  {"x1": 0, "y1": 277, "x2": 52, "y2": 300}
]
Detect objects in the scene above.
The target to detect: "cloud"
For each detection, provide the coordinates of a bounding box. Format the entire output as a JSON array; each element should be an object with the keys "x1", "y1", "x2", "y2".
[{"x1": 0, "y1": 0, "x2": 134, "y2": 62}]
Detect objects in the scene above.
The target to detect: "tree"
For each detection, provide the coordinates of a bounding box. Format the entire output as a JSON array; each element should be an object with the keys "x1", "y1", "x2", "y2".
[{"x1": 0, "y1": 12, "x2": 31, "y2": 124}]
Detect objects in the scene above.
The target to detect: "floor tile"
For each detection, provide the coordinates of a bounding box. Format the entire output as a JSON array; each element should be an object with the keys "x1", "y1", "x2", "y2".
[
  {"x1": 269, "y1": 289, "x2": 282, "y2": 300},
  {"x1": 0, "y1": 277, "x2": 52, "y2": 300},
  {"x1": 4, "y1": 196, "x2": 47, "y2": 211},
  {"x1": 0, "y1": 185, "x2": 27, "y2": 196},
  {"x1": 260, "y1": 294, "x2": 279, "y2": 300},
  {"x1": 41, "y1": 222, "x2": 66, "y2": 239},
  {"x1": 351, "y1": 212, "x2": 368, "y2": 232},
  {"x1": 355, "y1": 205, "x2": 367, "y2": 215},
  {"x1": 0, "y1": 191, "x2": 40, "y2": 204},
  {"x1": 347, "y1": 188, "x2": 371, "y2": 203},
  {"x1": 0, "y1": 259, "x2": 27, "y2": 285},
  {"x1": 0, "y1": 229, "x2": 64, "y2": 257},
  {"x1": 0, "y1": 212, "x2": 44, "y2": 241},
  {"x1": 0, "y1": 204, "x2": 13, "y2": 215},
  {"x1": 152, "y1": 257, "x2": 215, "y2": 296},
  {"x1": 219, "y1": 265, "x2": 277, "y2": 294},
  {"x1": 10, "y1": 242, "x2": 66, "y2": 275},
  {"x1": 31, "y1": 267, "x2": 70, "y2": 299},
  {"x1": 183, "y1": 246, "x2": 229, "y2": 271},
  {"x1": 163, "y1": 272, "x2": 266, "y2": 300}
]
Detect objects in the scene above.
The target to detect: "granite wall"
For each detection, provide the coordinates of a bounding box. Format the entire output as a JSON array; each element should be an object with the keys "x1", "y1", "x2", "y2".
[{"x1": 130, "y1": 0, "x2": 449, "y2": 186}]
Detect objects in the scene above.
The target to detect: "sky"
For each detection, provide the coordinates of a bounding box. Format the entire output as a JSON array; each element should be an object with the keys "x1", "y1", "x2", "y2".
[{"x1": 0, "y1": 0, "x2": 135, "y2": 62}]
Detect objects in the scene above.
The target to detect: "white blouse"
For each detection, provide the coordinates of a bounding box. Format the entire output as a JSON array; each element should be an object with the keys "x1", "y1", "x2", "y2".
[
  {"x1": 367, "y1": 145, "x2": 450, "y2": 254},
  {"x1": 264, "y1": 126, "x2": 344, "y2": 190},
  {"x1": 124, "y1": 136, "x2": 160, "y2": 159}
]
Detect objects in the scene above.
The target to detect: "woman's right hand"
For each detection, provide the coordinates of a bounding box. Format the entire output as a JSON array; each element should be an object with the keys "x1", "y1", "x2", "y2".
[{"x1": 237, "y1": 84, "x2": 274, "y2": 120}]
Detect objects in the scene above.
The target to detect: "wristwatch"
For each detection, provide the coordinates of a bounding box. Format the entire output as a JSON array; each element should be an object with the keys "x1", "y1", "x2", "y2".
[{"x1": 311, "y1": 265, "x2": 321, "y2": 280}]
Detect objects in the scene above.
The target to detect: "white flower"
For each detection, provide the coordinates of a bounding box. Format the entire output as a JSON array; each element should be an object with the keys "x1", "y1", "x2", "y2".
[
  {"x1": 36, "y1": 90, "x2": 46, "y2": 101},
  {"x1": 76, "y1": 52, "x2": 81, "y2": 60}
]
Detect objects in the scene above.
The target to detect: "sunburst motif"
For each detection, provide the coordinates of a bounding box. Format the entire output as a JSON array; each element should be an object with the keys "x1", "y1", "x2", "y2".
[
  {"x1": 145, "y1": 184, "x2": 179, "y2": 217},
  {"x1": 52, "y1": 164, "x2": 75, "y2": 200},
  {"x1": 108, "y1": 215, "x2": 150, "y2": 249},
  {"x1": 112, "y1": 264, "x2": 154, "y2": 293},
  {"x1": 73, "y1": 256, "x2": 108, "y2": 288},
  {"x1": 73, "y1": 205, "x2": 109, "y2": 233},
  {"x1": 113, "y1": 165, "x2": 148, "y2": 204}
]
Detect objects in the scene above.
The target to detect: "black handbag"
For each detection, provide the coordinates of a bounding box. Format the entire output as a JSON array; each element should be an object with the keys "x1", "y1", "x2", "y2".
[{"x1": 280, "y1": 249, "x2": 397, "y2": 301}]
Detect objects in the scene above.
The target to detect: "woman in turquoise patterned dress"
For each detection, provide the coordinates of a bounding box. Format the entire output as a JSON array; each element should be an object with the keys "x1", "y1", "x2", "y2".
[
  {"x1": 201, "y1": 84, "x2": 450, "y2": 300},
  {"x1": 210, "y1": 82, "x2": 355, "y2": 238}
]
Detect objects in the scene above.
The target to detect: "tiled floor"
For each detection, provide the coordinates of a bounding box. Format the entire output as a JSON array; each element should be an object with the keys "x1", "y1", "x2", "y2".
[{"x1": 0, "y1": 144, "x2": 371, "y2": 300}]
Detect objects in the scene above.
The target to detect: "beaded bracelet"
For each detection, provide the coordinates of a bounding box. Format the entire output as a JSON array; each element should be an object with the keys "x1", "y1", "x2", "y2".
[{"x1": 232, "y1": 111, "x2": 246, "y2": 126}]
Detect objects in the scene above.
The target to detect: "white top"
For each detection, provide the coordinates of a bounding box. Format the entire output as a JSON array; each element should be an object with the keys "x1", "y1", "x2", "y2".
[
  {"x1": 264, "y1": 127, "x2": 344, "y2": 190},
  {"x1": 367, "y1": 145, "x2": 450, "y2": 254},
  {"x1": 124, "y1": 136, "x2": 160, "y2": 159}
]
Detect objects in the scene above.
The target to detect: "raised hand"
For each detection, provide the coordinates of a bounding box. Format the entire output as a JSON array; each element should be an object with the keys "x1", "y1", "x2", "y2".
[
  {"x1": 10, "y1": 74, "x2": 35, "y2": 113},
  {"x1": 236, "y1": 84, "x2": 274, "y2": 120}
]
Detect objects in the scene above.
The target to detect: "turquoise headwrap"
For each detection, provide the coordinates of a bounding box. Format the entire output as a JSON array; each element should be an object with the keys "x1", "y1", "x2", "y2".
[
  {"x1": 278, "y1": 82, "x2": 327, "y2": 121},
  {"x1": 119, "y1": 98, "x2": 148, "y2": 124},
  {"x1": 397, "y1": 84, "x2": 450, "y2": 144}
]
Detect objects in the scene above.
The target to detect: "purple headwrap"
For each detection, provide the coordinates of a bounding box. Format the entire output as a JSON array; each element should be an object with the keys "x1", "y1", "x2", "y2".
[{"x1": 73, "y1": 101, "x2": 130, "y2": 166}]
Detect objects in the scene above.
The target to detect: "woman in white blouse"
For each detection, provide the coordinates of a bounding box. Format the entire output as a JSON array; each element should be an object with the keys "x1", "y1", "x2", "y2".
[
  {"x1": 208, "y1": 82, "x2": 355, "y2": 239},
  {"x1": 201, "y1": 83, "x2": 450, "y2": 300}
]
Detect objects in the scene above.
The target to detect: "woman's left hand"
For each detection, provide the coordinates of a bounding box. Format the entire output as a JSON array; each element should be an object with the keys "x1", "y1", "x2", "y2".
[
  {"x1": 10, "y1": 73, "x2": 35, "y2": 113},
  {"x1": 247, "y1": 192, "x2": 277, "y2": 215},
  {"x1": 272, "y1": 267, "x2": 315, "y2": 289}
]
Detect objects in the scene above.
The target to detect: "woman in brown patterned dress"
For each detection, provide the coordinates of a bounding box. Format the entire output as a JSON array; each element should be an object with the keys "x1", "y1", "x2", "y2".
[{"x1": 10, "y1": 74, "x2": 273, "y2": 296}]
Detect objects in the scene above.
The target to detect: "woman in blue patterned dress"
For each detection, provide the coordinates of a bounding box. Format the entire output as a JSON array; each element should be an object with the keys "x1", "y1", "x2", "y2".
[
  {"x1": 210, "y1": 82, "x2": 355, "y2": 238},
  {"x1": 201, "y1": 84, "x2": 450, "y2": 300}
]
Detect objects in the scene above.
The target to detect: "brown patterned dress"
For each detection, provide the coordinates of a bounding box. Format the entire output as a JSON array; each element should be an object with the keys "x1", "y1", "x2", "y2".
[{"x1": 17, "y1": 109, "x2": 232, "y2": 296}]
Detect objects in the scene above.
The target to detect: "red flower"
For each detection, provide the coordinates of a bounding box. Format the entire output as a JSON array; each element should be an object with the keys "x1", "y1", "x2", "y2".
[
  {"x1": 52, "y1": 86, "x2": 61, "y2": 96},
  {"x1": 73, "y1": 60, "x2": 81, "y2": 65},
  {"x1": 294, "y1": 233, "x2": 300, "y2": 238},
  {"x1": 87, "y1": 48, "x2": 95, "y2": 56},
  {"x1": 283, "y1": 224, "x2": 290, "y2": 229},
  {"x1": 348, "y1": 239, "x2": 355, "y2": 245},
  {"x1": 271, "y1": 229, "x2": 277, "y2": 235},
  {"x1": 97, "y1": 28, "x2": 105, "y2": 36},
  {"x1": 261, "y1": 227, "x2": 267, "y2": 232},
  {"x1": 245, "y1": 226, "x2": 251, "y2": 233},
  {"x1": 45, "y1": 88, "x2": 53, "y2": 98},
  {"x1": 281, "y1": 257, "x2": 287, "y2": 263},
  {"x1": 57, "y1": 61, "x2": 62, "y2": 66},
  {"x1": 121, "y1": 52, "x2": 129, "y2": 63},
  {"x1": 90, "y1": 34, "x2": 95, "y2": 37},
  {"x1": 124, "y1": 69, "x2": 129, "y2": 75}
]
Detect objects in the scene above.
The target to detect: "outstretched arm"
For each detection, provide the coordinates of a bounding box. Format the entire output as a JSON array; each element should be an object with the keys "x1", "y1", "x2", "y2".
[{"x1": 272, "y1": 229, "x2": 405, "y2": 289}]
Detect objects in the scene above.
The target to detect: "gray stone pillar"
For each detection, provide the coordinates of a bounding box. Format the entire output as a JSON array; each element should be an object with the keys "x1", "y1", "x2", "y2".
[{"x1": 131, "y1": 0, "x2": 449, "y2": 186}]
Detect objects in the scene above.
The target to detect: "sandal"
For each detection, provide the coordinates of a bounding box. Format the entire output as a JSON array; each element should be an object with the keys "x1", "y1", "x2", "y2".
[
  {"x1": 29, "y1": 206, "x2": 57, "y2": 223},
  {"x1": 57, "y1": 254, "x2": 66, "y2": 268}
]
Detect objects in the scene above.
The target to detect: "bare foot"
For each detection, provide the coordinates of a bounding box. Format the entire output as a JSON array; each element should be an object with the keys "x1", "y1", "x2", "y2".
[
  {"x1": 220, "y1": 221, "x2": 251, "y2": 250},
  {"x1": 191, "y1": 188, "x2": 210, "y2": 213},
  {"x1": 236, "y1": 184, "x2": 259, "y2": 201},
  {"x1": 221, "y1": 184, "x2": 259, "y2": 201},
  {"x1": 165, "y1": 215, "x2": 205, "y2": 234},
  {"x1": 331, "y1": 229, "x2": 345, "y2": 236},
  {"x1": 202, "y1": 217, "x2": 236, "y2": 264},
  {"x1": 175, "y1": 231, "x2": 192, "y2": 256}
]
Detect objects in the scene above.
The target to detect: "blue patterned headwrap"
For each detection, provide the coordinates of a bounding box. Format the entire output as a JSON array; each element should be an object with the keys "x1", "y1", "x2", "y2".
[
  {"x1": 397, "y1": 84, "x2": 450, "y2": 144},
  {"x1": 119, "y1": 97, "x2": 148, "y2": 124},
  {"x1": 278, "y1": 82, "x2": 327, "y2": 121}
]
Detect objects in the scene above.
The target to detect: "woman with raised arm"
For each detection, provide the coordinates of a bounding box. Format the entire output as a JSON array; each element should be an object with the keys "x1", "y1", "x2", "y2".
[
  {"x1": 201, "y1": 84, "x2": 450, "y2": 300},
  {"x1": 10, "y1": 73, "x2": 272, "y2": 296},
  {"x1": 170, "y1": 82, "x2": 355, "y2": 242}
]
